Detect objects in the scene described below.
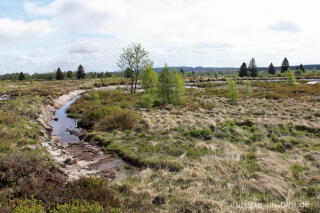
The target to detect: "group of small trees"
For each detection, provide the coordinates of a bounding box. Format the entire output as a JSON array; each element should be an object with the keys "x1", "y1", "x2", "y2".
[
  {"x1": 268, "y1": 58, "x2": 305, "y2": 76},
  {"x1": 157, "y1": 66, "x2": 185, "y2": 105},
  {"x1": 118, "y1": 43, "x2": 185, "y2": 106},
  {"x1": 240, "y1": 57, "x2": 306, "y2": 77},
  {"x1": 239, "y1": 58, "x2": 258, "y2": 77},
  {"x1": 55, "y1": 65, "x2": 86, "y2": 80},
  {"x1": 140, "y1": 65, "x2": 185, "y2": 106}
]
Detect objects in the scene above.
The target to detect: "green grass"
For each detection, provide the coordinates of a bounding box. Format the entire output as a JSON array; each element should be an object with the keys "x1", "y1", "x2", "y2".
[{"x1": 88, "y1": 130, "x2": 214, "y2": 171}]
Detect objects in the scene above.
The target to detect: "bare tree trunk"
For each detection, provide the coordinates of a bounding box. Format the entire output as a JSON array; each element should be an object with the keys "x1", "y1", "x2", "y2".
[
  {"x1": 134, "y1": 79, "x2": 138, "y2": 93},
  {"x1": 134, "y1": 72, "x2": 138, "y2": 94},
  {"x1": 131, "y1": 77, "x2": 134, "y2": 94}
]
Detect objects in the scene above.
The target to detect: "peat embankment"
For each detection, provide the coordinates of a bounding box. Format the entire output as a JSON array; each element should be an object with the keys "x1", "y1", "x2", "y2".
[{"x1": 39, "y1": 89, "x2": 132, "y2": 181}]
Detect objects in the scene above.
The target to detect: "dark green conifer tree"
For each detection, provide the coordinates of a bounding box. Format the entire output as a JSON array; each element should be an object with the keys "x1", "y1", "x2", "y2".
[
  {"x1": 239, "y1": 62, "x2": 248, "y2": 77},
  {"x1": 18, "y1": 72, "x2": 25, "y2": 81},
  {"x1": 268, "y1": 63, "x2": 276, "y2": 75},
  {"x1": 56, "y1": 67, "x2": 64, "y2": 80},
  {"x1": 76, "y1": 65, "x2": 86, "y2": 79},
  {"x1": 248, "y1": 58, "x2": 258, "y2": 77},
  {"x1": 281, "y1": 57, "x2": 289, "y2": 73}
]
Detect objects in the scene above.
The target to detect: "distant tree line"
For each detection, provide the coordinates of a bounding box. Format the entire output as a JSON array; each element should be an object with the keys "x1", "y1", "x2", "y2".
[
  {"x1": 239, "y1": 57, "x2": 307, "y2": 77},
  {"x1": 0, "y1": 64, "x2": 119, "y2": 81}
]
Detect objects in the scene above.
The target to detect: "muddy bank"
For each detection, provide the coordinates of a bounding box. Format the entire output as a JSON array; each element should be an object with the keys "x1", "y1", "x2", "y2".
[
  {"x1": 38, "y1": 90, "x2": 85, "y2": 133},
  {"x1": 39, "y1": 89, "x2": 133, "y2": 181}
]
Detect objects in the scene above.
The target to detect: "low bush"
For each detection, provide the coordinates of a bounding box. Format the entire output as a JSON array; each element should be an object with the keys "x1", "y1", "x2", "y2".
[
  {"x1": 226, "y1": 78, "x2": 240, "y2": 103},
  {"x1": 286, "y1": 69, "x2": 296, "y2": 86},
  {"x1": 0, "y1": 152, "x2": 54, "y2": 188},
  {"x1": 12, "y1": 175, "x2": 121, "y2": 210},
  {"x1": 139, "y1": 94, "x2": 155, "y2": 108},
  {"x1": 0, "y1": 198, "x2": 46, "y2": 213},
  {"x1": 252, "y1": 82, "x2": 320, "y2": 100},
  {"x1": 97, "y1": 107, "x2": 138, "y2": 131},
  {"x1": 52, "y1": 201, "x2": 105, "y2": 213},
  {"x1": 0, "y1": 198, "x2": 120, "y2": 213}
]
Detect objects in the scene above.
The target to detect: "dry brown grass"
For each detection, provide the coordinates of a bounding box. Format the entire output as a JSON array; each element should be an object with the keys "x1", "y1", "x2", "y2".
[{"x1": 2, "y1": 79, "x2": 318, "y2": 212}]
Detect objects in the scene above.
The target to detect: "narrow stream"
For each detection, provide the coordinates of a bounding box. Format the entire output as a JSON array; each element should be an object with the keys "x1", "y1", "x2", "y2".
[
  {"x1": 50, "y1": 93, "x2": 126, "y2": 177},
  {"x1": 50, "y1": 96, "x2": 81, "y2": 143}
]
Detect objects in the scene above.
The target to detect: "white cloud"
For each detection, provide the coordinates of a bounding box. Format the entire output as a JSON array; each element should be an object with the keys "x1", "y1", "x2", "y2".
[
  {"x1": 1, "y1": 0, "x2": 319, "y2": 73},
  {"x1": 0, "y1": 18, "x2": 53, "y2": 43},
  {"x1": 270, "y1": 21, "x2": 301, "y2": 33},
  {"x1": 0, "y1": 37, "x2": 125, "y2": 73}
]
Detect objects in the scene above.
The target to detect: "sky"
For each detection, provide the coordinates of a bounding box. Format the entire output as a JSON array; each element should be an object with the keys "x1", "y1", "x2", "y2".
[{"x1": 0, "y1": 0, "x2": 320, "y2": 74}]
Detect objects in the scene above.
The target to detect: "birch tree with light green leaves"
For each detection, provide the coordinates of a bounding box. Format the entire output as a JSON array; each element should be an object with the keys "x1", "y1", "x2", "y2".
[
  {"x1": 157, "y1": 66, "x2": 185, "y2": 105},
  {"x1": 141, "y1": 65, "x2": 158, "y2": 94},
  {"x1": 117, "y1": 43, "x2": 153, "y2": 94}
]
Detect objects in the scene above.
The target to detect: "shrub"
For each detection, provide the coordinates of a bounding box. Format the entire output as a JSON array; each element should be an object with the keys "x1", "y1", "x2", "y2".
[
  {"x1": 295, "y1": 69, "x2": 303, "y2": 76},
  {"x1": 15, "y1": 176, "x2": 121, "y2": 209},
  {"x1": 98, "y1": 107, "x2": 138, "y2": 131},
  {"x1": 0, "y1": 152, "x2": 53, "y2": 187},
  {"x1": 286, "y1": 68, "x2": 296, "y2": 86},
  {"x1": 0, "y1": 198, "x2": 46, "y2": 213},
  {"x1": 226, "y1": 78, "x2": 240, "y2": 103},
  {"x1": 78, "y1": 109, "x2": 106, "y2": 129},
  {"x1": 53, "y1": 201, "x2": 105, "y2": 213},
  {"x1": 139, "y1": 94, "x2": 154, "y2": 108}
]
